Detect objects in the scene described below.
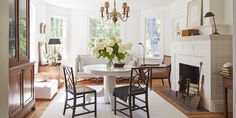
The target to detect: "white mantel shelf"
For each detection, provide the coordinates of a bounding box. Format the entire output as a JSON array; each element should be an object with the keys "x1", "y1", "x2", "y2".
[
  {"x1": 171, "y1": 35, "x2": 232, "y2": 112},
  {"x1": 176, "y1": 35, "x2": 232, "y2": 41}
]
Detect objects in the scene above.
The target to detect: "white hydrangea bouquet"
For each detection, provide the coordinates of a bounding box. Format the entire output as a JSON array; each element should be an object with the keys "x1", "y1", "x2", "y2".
[{"x1": 88, "y1": 37, "x2": 132, "y2": 68}]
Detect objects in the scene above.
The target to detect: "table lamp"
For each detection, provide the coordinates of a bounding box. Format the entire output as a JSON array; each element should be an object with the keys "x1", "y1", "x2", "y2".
[
  {"x1": 48, "y1": 38, "x2": 62, "y2": 63},
  {"x1": 204, "y1": 12, "x2": 219, "y2": 35},
  {"x1": 48, "y1": 38, "x2": 61, "y2": 55}
]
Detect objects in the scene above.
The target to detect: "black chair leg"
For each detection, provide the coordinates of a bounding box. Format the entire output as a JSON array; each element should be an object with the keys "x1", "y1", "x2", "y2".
[
  {"x1": 150, "y1": 79, "x2": 153, "y2": 90},
  {"x1": 114, "y1": 97, "x2": 117, "y2": 115},
  {"x1": 95, "y1": 92, "x2": 97, "y2": 117},
  {"x1": 72, "y1": 95, "x2": 76, "y2": 118},
  {"x1": 83, "y1": 94, "x2": 85, "y2": 109},
  {"x1": 63, "y1": 92, "x2": 68, "y2": 115},
  {"x1": 132, "y1": 96, "x2": 135, "y2": 110},
  {"x1": 145, "y1": 93, "x2": 150, "y2": 118},
  {"x1": 129, "y1": 96, "x2": 133, "y2": 118}
]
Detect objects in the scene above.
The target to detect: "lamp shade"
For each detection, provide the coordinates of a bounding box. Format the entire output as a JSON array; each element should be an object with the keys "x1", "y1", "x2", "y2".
[
  {"x1": 204, "y1": 12, "x2": 215, "y2": 18},
  {"x1": 48, "y1": 38, "x2": 61, "y2": 45}
]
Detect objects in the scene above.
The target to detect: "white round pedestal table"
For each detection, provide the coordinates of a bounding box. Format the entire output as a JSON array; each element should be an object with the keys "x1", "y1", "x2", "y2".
[{"x1": 83, "y1": 64, "x2": 132, "y2": 109}]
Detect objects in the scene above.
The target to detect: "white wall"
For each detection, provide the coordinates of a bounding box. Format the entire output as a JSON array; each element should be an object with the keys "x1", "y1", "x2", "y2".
[
  {"x1": 0, "y1": 0, "x2": 9, "y2": 117},
  {"x1": 233, "y1": 0, "x2": 236, "y2": 117},
  {"x1": 69, "y1": 9, "x2": 141, "y2": 58},
  {"x1": 69, "y1": 10, "x2": 91, "y2": 57},
  {"x1": 223, "y1": 0, "x2": 233, "y2": 25},
  {"x1": 31, "y1": 0, "x2": 46, "y2": 72},
  {"x1": 125, "y1": 10, "x2": 141, "y2": 57}
]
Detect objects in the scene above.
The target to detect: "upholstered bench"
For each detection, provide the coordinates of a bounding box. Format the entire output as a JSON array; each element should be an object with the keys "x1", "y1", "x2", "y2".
[{"x1": 35, "y1": 79, "x2": 58, "y2": 99}]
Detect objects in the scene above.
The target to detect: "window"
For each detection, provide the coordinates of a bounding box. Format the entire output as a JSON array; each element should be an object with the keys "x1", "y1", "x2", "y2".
[
  {"x1": 89, "y1": 18, "x2": 121, "y2": 41},
  {"x1": 50, "y1": 16, "x2": 66, "y2": 56},
  {"x1": 145, "y1": 18, "x2": 161, "y2": 58}
]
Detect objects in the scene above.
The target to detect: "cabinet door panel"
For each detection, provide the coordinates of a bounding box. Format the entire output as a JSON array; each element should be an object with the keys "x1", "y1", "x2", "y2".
[
  {"x1": 9, "y1": 0, "x2": 16, "y2": 59},
  {"x1": 9, "y1": 0, "x2": 18, "y2": 67},
  {"x1": 18, "y1": 0, "x2": 29, "y2": 62},
  {"x1": 9, "y1": 69, "x2": 23, "y2": 116},
  {"x1": 23, "y1": 64, "x2": 34, "y2": 105}
]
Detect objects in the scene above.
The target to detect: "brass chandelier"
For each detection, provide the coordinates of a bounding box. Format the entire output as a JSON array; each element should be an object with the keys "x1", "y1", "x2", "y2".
[{"x1": 100, "y1": 0, "x2": 130, "y2": 24}]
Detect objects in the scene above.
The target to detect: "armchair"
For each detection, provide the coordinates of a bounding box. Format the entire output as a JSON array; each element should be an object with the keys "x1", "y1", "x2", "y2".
[{"x1": 142, "y1": 55, "x2": 171, "y2": 89}]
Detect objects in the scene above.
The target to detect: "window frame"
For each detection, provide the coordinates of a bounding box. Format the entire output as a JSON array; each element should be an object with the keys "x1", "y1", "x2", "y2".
[
  {"x1": 143, "y1": 17, "x2": 164, "y2": 59},
  {"x1": 86, "y1": 17, "x2": 126, "y2": 54},
  {"x1": 50, "y1": 16, "x2": 66, "y2": 39},
  {"x1": 49, "y1": 16, "x2": 67, "y2": 57}
]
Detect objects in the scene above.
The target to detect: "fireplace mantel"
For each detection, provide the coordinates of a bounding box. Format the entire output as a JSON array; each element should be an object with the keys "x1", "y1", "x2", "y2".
[{"x1": 171, "y1": 35, "x2": 232, "y2": 112}]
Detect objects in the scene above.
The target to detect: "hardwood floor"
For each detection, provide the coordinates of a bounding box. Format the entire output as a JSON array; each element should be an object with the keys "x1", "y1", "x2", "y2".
[{"x1": 25, "y1": 79, "x2": 231, "y2": 118}]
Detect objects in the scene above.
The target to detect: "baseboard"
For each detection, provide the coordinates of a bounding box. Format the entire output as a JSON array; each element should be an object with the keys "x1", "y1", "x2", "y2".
[{"x1": 211, "y1": 100, "x2": 233, "y2": 112}]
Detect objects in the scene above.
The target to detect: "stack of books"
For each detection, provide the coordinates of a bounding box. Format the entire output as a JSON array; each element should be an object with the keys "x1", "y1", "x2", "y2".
[{"x1": 219, "y1": 67, "x2": 232, "y2": 77}]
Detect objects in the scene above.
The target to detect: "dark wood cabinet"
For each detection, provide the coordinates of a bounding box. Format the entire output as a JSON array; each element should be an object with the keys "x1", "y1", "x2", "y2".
[{"x1": 9, "y1": 0, "x2": 34, "y2": 117}]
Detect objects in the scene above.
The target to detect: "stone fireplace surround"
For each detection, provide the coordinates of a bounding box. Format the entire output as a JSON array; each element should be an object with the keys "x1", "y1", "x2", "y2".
[{"x1": 171, "y1": 35, "x2": 232, "y2": 112}]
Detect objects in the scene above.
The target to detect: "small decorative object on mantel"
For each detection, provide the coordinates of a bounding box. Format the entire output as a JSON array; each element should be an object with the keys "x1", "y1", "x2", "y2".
[
  {"x1": 181, "y1": 29, "x2": 199, "y2": 37},
  {"x1": 88, "y1": 37, "x2": 132, "y2": 69},
  {"x1": 204, "y1": 12, "x2": 220, "y2": 35}
]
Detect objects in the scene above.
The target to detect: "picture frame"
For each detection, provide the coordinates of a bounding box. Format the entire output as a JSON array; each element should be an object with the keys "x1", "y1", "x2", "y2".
[
  {"x1": 38, "y1": 42, "x2": 48, "y2": 66},
  {"x1": 187, "y1": 0, "x2": 203, "y2": 28}
]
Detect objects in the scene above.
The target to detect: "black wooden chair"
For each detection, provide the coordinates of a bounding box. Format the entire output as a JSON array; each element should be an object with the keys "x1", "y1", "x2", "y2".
[
  {"x1": 113, "y1": 67, "x2": 150, "y2": 118},
  {"x1": 63, "y1": 65, "x2": 97, "y2": 118}
]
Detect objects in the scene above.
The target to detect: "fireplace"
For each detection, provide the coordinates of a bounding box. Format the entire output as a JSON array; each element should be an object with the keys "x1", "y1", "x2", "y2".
[
  {"x1": 180, "y1": 63, "x2": 200, "y2": 85},
  {"x1": 171, "y1": 35, "x2": 232, "y2": 112}
]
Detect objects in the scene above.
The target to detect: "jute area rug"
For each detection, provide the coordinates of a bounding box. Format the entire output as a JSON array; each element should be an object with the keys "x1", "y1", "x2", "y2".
[{"x1": 41, "y1": 85, "x2": 187, "y2": 118}]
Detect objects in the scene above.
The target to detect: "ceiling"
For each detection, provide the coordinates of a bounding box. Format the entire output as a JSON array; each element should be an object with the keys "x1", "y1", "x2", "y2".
[{"x1": 43, "y1": 0, "x2": 176, "y2": 10}]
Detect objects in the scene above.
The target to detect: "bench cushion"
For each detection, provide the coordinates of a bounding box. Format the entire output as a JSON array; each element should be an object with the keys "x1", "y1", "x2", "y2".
[{"x1": 35, "y1": 79, "x2": 58, "y2": 99}]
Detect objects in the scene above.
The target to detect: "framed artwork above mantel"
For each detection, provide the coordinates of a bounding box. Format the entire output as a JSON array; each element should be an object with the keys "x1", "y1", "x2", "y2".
[{"x1": 187, "y1": 0, "x2": 203, "y2": 28}]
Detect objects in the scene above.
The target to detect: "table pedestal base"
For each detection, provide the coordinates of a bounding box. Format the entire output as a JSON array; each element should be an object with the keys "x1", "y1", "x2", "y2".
[
  {"x1": 104, "y1": 76, "x2": 116, "y2": 108},
  {"x1": 86, "y1": 76, "x2": 116, "y2": 110}
]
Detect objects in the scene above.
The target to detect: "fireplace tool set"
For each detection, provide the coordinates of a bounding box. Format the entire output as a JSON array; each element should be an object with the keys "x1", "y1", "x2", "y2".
[{"x1": 176, "y1": 62, "x2": 204, "y2": 110}]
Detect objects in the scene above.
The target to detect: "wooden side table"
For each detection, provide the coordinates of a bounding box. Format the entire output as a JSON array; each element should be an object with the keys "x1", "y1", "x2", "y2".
[
  {"x1": 38, "y1": 63, "x2": 62, "y2": 88},
  {"x1": 221, "y1": 75, "x2": 233, "y2": 118}
]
